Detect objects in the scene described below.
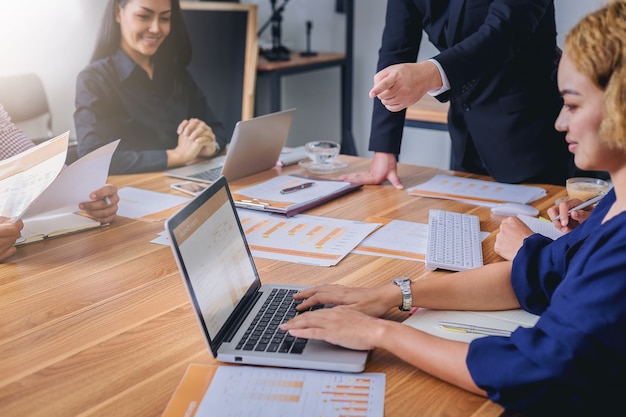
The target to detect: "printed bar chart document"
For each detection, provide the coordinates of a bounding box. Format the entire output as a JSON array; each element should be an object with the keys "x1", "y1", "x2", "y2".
[
  {"x1": 162, "y1": 364, "x2": 386, "y2": 417},
  {"x1": 407, "y1": 174, "x2": 546, "y2": 205},
  {"x1": 236, "y1": 209, "x2": 381, "y2": 267}
]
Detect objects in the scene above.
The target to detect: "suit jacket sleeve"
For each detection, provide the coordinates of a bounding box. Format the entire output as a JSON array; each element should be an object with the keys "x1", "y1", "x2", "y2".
[{"x1": 369, "y1": 0, "x2": 425, "y2": 154}]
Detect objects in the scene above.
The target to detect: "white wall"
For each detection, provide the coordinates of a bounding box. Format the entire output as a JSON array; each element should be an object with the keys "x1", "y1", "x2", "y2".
[
  {"x1": 0, "y1": 0, "x2": 108, "y2": 138},
  {"x1": 0, "y1": 0, "x2": 605, "y2": 167},
  {"x1": 243, "y1": 0, "x2": 345, "y2": 147}
]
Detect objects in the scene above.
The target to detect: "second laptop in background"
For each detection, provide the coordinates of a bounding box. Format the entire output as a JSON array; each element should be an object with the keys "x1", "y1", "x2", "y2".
[{"x1": 165, "y1": 108, "x2": 295, "y2": 183}]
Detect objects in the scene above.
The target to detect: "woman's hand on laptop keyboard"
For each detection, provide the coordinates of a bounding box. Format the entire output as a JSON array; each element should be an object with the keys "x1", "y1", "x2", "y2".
[
  {"x1": 280, "y1": 305, "x2": 382, "y2": 351},
  {"x1": 291, "y1": 284, "x2": 401, "y2": 318}
]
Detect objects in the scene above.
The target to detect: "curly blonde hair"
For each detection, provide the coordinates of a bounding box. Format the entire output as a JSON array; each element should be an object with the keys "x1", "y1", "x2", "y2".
[{"x1": 565, "y1": 0, "x2": 626, "y2": 151}]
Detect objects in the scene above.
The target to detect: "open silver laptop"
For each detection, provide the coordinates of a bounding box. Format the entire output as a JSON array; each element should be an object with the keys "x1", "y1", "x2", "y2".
[
  {"x1": 165, "y1": 109, "x2": 295, "y2": 183},
  {"x1": 164, "y1": 176, "x2": 369, "y2": 372}
]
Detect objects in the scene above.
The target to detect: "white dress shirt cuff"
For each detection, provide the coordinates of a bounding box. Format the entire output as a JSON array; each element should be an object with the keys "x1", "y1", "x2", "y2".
[{"x1": 426, "y1": 58, "x2": 450, "y2": 96}]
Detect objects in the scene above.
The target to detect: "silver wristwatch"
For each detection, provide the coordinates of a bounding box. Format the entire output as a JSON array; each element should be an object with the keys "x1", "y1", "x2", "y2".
[{"x1": 393, "y1": 278, "x2": 413, "y2": 311}]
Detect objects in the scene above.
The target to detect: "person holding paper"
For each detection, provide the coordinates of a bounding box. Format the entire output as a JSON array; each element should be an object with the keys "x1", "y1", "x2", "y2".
[
  {"x1": 74, "y1": 0, "x2": 227, "y2": 174},
  {"x1": 0, "y1": 104, "x2": 119, "y2": 261},
  {"x1": 339, "y1": 0, "x2": 572, "y2": 188},
  {"x1": 282, "y1": 3, "x2": 626, "y2": 414}
]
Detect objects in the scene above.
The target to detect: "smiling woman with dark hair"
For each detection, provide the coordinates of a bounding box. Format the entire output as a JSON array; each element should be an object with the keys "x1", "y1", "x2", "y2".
[{"x1": 74, "y1": 0, "x2": 227, "y2": 174}]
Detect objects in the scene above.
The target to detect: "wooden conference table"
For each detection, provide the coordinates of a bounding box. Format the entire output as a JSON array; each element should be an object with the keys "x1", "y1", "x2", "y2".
[{"x1": 0, "y1": 156, "x2": 567, "y2": 417}]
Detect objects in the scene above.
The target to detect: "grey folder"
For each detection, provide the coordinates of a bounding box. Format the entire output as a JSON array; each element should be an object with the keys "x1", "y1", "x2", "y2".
[
  {"x1": 165, "y1": 109, "x2": 295, "y2": 183},
  {"x1": 164, "y1": 176, "x2": 369, "y2": 372}
]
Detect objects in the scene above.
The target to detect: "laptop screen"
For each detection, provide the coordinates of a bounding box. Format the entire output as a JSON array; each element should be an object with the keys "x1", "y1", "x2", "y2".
[{"x1": 166, "y1": 177, "x2": 261, "y2": 348}]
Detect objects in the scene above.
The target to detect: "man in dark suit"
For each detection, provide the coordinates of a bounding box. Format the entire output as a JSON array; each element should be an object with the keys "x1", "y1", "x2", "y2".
[{"x1": 341, "y1": 0, "x2": 571, "y2": 187}]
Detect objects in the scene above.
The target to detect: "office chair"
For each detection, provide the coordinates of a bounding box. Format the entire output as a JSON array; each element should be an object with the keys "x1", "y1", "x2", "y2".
[
  {"x1": 0, "y1": 72, "x2": 53, "y2": 144},
  {"x1": 0, "y1": 73, "x2": 80, "y2": 163}
]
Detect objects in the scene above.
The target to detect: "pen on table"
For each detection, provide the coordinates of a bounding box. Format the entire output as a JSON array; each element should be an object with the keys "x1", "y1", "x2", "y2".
[
  {"x1": 280, "y1": 182, "x2": 314, "y2": 194},
  {"x1": 438, "y1": 321, "x2": 512, "y2": 337},
  {"x1": 552, "y1": 193, "x2": 605, "y2": 222}
]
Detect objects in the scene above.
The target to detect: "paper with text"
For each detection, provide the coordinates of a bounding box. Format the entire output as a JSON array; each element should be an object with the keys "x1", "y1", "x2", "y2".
[{"x1": 0, "y1": 132, "x2": 68, "y2": 219}]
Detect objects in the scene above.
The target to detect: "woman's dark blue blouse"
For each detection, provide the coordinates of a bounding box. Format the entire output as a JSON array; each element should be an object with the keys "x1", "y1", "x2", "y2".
[{"x1": 467, "y1": 188, "x2": 626, "y2": 414}]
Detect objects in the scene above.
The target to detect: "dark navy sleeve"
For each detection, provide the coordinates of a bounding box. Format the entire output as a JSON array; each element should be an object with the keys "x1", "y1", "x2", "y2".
[
  {"x1": 369, "y1": 0, "x2": 424, "y2": 154},
  {"x1": 466, "y1": 190, "x2": 626, "y2": 413}
]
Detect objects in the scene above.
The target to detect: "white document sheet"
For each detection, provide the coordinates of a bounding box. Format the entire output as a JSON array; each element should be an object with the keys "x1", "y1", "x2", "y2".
[
  {"x1": 117, "y1": 187, "x2": 190, "y2": 220},
  {"x1": 24, "y1": 140, "x2": 120, "y2": 219}
]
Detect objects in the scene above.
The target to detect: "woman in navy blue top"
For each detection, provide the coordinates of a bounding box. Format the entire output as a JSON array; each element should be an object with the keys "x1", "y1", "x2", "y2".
[
  {"x1": 74, "y1": 0, "x2": 226, "y2": 174},
  {"x1": 280, "y1": 1, "x2": 626, "y2": 414}
]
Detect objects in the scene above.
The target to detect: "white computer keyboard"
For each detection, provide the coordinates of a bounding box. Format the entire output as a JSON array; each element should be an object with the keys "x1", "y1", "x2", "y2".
[{"x1": 426, "y1": 209, "x2": 484, "y2": 272}]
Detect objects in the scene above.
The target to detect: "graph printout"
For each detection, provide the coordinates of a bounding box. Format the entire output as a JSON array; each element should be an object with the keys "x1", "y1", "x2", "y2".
[
  {"x1": 195, "y1": 366, "x2": 385, "y2": 417},
  {"x1": 236, "y1": 209, "x2": 381, "y2": 267}
]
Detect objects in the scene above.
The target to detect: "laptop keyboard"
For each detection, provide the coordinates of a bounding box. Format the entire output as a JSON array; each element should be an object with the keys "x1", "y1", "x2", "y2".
[
  {"x1": 236, "y1": 288, "x2": 322, "y2": 354},
  {"x1": 189, "y1": 166, "x2": 222, "y2": 182}
]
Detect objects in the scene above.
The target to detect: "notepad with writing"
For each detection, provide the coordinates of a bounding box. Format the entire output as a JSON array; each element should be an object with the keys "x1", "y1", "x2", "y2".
[
  {"x1": 407, "y1": 174, "x2": 547, "y2": 205},
  {"x1": 517, "y1": 214, "x2": 565, "y2": 240},
  {"x1": 403, "y1": 308, "x2": 540, "y2": 343},
  {"x1": 232, "y1": 175, "x2": 362, "y2": 216}
]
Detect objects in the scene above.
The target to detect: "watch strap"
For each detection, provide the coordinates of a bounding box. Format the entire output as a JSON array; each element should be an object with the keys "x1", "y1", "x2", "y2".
[{"x1": 393, "y1": 278, "x2": 412, "y2": 311}]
